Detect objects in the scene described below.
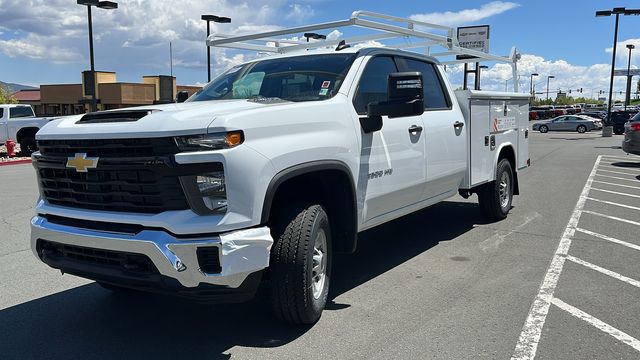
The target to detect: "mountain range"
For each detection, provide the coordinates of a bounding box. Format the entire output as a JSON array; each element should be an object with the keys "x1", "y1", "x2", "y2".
[{"x1": 0, "y1": 81, "x2": 37, "y2": 93}]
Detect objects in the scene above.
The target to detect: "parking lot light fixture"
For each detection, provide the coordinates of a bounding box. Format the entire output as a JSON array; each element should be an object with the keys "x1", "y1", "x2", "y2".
[
  {"x1": 202, "y1": 14, "x2": 232, "y2": 82},
  {"x1": 77, "y1": 0, "x2": 118, "y2": 113},
  {"x1": 625, "y1": 44, "x2": 635, "y2": 111},
  {"x1": 546, "y1": 75, "x2": 554, "y2": 100},
  {"x1": 530, "y1": 73, "x2": 539, "y2": 102},
  {"x1": 595, "y1": 7, "x2": 640, "y2": 135}
]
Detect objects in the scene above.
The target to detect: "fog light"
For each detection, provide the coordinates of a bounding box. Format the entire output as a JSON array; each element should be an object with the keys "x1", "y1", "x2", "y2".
[{"x1": 197, "y1": 172, "x2": 227, "y2": 212}]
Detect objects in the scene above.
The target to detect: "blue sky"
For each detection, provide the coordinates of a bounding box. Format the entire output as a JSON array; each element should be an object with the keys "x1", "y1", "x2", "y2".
[{"x1": 1, "y1": 0, "x2": 639, "y2": 99}]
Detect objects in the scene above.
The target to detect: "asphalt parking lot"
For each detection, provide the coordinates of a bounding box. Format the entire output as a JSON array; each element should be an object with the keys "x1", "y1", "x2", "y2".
[{"x1": 1, "y1": 130, "x2": 639, "y2": 360}]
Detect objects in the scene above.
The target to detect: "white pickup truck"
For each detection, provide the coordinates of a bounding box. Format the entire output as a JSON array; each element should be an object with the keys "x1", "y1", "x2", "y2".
[
  {"x1": 30, "y1": 12, "x2": 529, "y2": 324},
  {"x1": 1, "y1": 104, "x2": 52, "y2": 155}
]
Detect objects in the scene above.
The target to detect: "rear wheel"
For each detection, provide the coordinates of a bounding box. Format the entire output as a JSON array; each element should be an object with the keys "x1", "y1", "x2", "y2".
[
  {"x1": 539, "y1": 125, "x2": 548, "y2": 133},
  {"x1": 270, "y1": 204, "x2": 331, "y2": 324},
  {"x1": 577, "y1": 125, "x2": 587, "y2": 133},
  {"x1": 478, "y1": 158, "x2": 514, "y2": 220},
  {"x1": 19, "y1": 136, "x2": 37, "y2": 156}
]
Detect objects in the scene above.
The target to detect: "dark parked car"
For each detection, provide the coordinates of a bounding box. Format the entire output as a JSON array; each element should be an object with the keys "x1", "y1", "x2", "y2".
[
  {"x1": 609, "y1": 111, "x2": 638, "y2": 135},
  {"x1": 532, "y1": 115, "x2": 598, "y2": 133},
  {"x1": 622, "y1": 113, "x2": 640, "y2": 155},
  {"x1": 529, "y1": 111, "x2": 538, "y2": 121}
]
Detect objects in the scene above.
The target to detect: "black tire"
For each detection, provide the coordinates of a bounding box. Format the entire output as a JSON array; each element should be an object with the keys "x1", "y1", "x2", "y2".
[
  {"x1": 478, "y1": 158, "x2": 514, "y2": 220},
  {"x1": 577, "y1": 125, "x2": 587, "y2": 133},
  {"x1": 613, "y1": 126, "x2": 625, "y2": 135},
  {"x1": 270, "y1": 204, "x2": 332, "y2": 324},
  {"x1": 539, "y1": 125, "x2": 548, "y2": 133},
  {"x1": 19, "y1": 136, "x2": 37, "y2": 157}
]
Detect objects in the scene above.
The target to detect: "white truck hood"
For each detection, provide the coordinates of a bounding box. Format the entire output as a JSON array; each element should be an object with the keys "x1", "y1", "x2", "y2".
[{"x1": 36, "y1": 100, "x2": 274, "y2": 140}]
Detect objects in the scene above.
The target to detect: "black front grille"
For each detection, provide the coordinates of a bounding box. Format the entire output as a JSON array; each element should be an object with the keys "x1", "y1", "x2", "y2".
[
  {"x1": 35, "y1": 138, "x2": 191, "y2": 214},
  {"x1": 37, "y1": 239, "x2": 158, "y2": 276},
  {"x1": 38, "y1": 137, "x2": 179, "y2": 158}
]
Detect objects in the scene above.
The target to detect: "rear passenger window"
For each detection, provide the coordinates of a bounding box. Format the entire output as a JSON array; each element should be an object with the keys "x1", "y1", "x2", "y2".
[
  {"x1": 353, "y1": 56, "x2": 398, "y2": 115},
  {"x1": 397, "y1": 58, "x2": 450, "y2": 110}
]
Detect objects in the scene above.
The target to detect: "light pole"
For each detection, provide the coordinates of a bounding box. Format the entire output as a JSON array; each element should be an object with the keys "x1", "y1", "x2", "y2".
[
  {"x1": 596, "y1": 7, "x2": 640, "y2": 135},
  {"x1": 476, "y1": 65, "x2": 488, "y2": 90},
  {"x1": 625, "y1": 44, "x2": 635, "y2": 111},
  {"x1": 530, "y1": 73, "x2": 539, "y2": 102},
  {"x1": 77, "y1": 0, "x2": 118, "y2": 113},
  {"x1": 546, "y1": 75, "x2": 555, "y2": 100},
  {"x1": 201, "y1": 14, "x2": 231, "y2": 83}
]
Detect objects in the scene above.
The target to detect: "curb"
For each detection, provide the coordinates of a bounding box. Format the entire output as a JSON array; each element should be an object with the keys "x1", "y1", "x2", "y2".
[{"x1": 0, "y1": 159, "x2": 32, "y2": 166}]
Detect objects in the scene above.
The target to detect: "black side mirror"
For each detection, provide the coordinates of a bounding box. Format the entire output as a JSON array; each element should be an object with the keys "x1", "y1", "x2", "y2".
[
  {"x1": 176, "y1": 91, "x2": 189, "y2": 103},
  {"x1": 361, "y1": 72, "x2": 424, "y2": 133}
]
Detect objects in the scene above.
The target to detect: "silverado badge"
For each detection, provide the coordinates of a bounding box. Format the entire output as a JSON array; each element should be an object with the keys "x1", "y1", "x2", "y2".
[{"x1": 66, "y1": 153, "x2": 99, "y2": 172}]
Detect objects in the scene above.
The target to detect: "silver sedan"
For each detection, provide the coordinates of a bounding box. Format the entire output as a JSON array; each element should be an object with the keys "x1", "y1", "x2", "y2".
[{"x1": 532, "y1": 115, "x2": 598, "y2": 133}]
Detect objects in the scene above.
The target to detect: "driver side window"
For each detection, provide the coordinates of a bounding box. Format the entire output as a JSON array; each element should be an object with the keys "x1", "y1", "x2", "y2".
[{"x1": 353, "y1": 56, "x2": 398, "y2": 115}]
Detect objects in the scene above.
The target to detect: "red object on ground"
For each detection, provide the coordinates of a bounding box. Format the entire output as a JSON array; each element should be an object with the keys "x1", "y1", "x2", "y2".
[{"x1": 5, "y1": 139, "x2": 16, "y2": 157}]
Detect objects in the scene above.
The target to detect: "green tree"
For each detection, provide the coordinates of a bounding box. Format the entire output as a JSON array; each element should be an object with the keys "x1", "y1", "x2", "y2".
[{"x1": 0, "y1": 84, "x2": 18, "y2": 104}]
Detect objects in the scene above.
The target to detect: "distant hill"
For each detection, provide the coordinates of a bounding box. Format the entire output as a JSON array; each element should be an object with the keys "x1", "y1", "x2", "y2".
[{"x1": 0, "y1": 81, "x2": 37, "y2": 93}]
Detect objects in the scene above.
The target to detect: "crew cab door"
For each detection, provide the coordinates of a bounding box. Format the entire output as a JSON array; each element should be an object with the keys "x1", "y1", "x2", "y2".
[
  {"x1": 352, "y1": 56, "x2": 427, "y2": 224},
  {"x1": 396, "y1": 58, "x2": 466, "y2": 200}
]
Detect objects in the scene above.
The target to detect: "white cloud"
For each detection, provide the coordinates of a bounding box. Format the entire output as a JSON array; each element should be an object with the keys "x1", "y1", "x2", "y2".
[
  {"x1": 449, "y1": 54, "x2": 631, "y2": 99},
  {"x1": 0, "y1": 0, "x2": 306, "y2": 81},
  {"x1": 410, "y1": 1, "x2": 520, "y2": 27},
  {"x1": 285, "y1": 4, "x2": 315, "y2": 22},
  {"x1": 605, "y1": 38, "x2": 640, "y2": 68}
]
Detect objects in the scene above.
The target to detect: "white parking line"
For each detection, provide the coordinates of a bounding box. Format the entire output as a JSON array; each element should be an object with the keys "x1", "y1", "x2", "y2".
[
  {"x1": 590, "y1": 188, "x2": 640, "y2": 199},
  {"x1": 585, "y1": 197, "x2": 640, "y2": 212},
  {"x1": 601, "y1": 155, "x2": 640, "y2": 160},
  {"x1": 566, "y1": 255, "x2": 640, "y2": 288},
  {"x1": 597, "y1": 169, "x2": 639, "y2": 176},
  {"x1": 581, "y1": 210, "x2": 640, "y2": 227},
  {"x1": 575, "y1": 227, "x2": 640, "y2": 252},
  {"x1": 599, "y1": 165, "x2": 639, "y2": 174},
  {"x1": 550, "y1": 297, "x2": 640, "y2": 352},
  {"x1": 594, "y1": 174, "x2": 640, "y2": 183},
  {"x1": 511, "y1": 156, "x2": 601, "y2": 360},
  {"x1": 592, "y1": 180, "x2": 640, "y2": 190}
]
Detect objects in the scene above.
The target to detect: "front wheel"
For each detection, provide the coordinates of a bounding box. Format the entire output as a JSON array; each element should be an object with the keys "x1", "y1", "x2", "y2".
[
  {"x1": 478, "y1": 158, "x2": 514, "y2": 220},
  {"x1": 577, "y1": 125, "x2": 587, "y2": 133},
  {"x1": 613, "y1": 126, "x2": 625, "y2": 135},
  {"x1": 270, "y1": 204, "x2": 332, "y2": 324},
  {"x1": 539, "y1": 125, "x2": 548, "y2": 133}
]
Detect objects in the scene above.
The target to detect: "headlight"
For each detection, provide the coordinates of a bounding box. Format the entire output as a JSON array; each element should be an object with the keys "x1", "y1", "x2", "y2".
[
  {"x1": 175, "y1": 131, "x2": 244, "y2": 151},
  {"x1": 197, "y1": 172, "x2": 227, "y2": 213}
]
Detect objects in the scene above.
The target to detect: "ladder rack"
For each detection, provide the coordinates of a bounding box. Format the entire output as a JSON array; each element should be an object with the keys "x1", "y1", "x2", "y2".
[{"x1": 207, "y1": 10, "x2": 520, "y2": 91}]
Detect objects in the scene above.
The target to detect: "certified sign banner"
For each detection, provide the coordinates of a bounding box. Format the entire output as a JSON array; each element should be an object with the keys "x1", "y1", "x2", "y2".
[{"x1": 457, "y1": 25, "x2": 490, "y2": 53}]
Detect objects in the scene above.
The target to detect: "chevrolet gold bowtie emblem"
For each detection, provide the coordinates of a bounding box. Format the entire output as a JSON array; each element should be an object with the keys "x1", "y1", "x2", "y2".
[{"x1": 66, "y1": 153, "x2": 99, "y2": 172}]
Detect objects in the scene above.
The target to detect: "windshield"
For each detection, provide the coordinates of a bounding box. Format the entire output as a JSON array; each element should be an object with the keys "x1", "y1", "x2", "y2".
[{"x1": 188, "y1": 53, "x2": 357, "y2": 103}]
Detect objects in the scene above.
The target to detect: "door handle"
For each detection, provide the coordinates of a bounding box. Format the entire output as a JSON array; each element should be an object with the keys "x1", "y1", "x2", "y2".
[
  {"x1": 408, "y1": 125, "x2": 423, "y2": 133},
  {"x1": 453, "y1": 121, "x2": 464, "y2": 129}
]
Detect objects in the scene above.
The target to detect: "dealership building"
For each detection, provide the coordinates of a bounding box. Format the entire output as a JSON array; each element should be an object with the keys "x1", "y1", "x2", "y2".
[{"x1": 11, "y1": 71, "x2": 202, "y2": 116}]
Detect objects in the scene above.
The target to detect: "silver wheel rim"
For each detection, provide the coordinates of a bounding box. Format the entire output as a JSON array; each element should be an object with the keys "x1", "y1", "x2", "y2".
[
  {"x1": 311, "y1": 230, "x2": 327, "y2": 300},
  {"x1": 578, "y1": 126, "x2": 585, "y2": 133},
  {"x1": 499, "y1": 171, "x2": 510, "y2": 209}
]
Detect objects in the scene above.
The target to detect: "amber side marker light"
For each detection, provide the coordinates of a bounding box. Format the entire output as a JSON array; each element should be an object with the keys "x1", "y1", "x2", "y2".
[{"x1": 226, "y1": 131, "x2": 244, "y2": 147}]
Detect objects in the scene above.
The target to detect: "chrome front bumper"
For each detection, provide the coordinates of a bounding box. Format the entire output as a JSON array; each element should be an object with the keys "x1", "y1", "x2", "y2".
[{"x1": 30, "y1": 215, "x2": 273, "y2": 288}]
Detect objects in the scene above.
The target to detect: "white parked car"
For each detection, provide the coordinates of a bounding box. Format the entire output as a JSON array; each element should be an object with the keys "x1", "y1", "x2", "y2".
[
  {"x1": 0, "y1": 104, "x2": 54, "y2": 155},
  {"x1": 30, "y1": 12, "x2": 530, "y2": 324}
]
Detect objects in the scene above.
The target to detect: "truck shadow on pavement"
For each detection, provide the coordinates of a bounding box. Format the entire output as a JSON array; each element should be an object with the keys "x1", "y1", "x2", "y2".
[{"x1": 0, "y1": 201, "x2": 485, "y2": 360}]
